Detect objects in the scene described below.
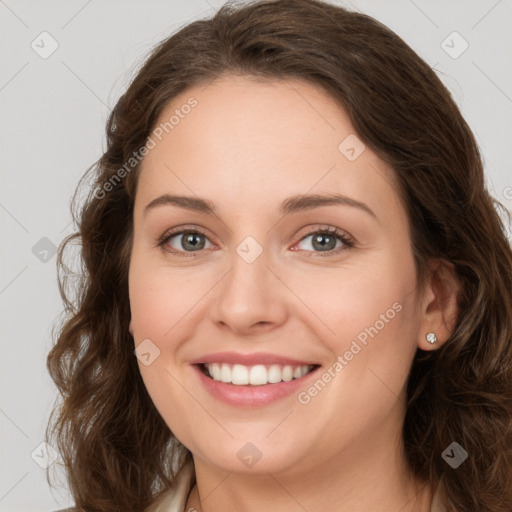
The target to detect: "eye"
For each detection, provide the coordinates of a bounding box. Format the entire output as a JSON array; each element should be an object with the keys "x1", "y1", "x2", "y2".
[
  {"x1": 157, "y1": 225, "x2": 354, "y2": 258},
  {"x1": 294, "y1": 226, "x2": 354, "y2": 257},
  {"x1": 158, "y1": 227, "x2": 213, "y2": 257}
]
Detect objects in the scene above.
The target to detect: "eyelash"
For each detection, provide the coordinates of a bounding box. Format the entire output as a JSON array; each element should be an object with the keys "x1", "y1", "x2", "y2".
[{"x1": 156, "y1": 225, "x2": 355, "y2": 258}]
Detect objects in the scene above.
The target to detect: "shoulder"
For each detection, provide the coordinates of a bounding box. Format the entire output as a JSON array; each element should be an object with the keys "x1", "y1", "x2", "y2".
[
  {"x1": 431, "y1": 482, "x2": 449, "y2": 512},
  {"x1": 49, "y1": 460, "x2": 195, "y2": 512},
  {"x1": 145, "y1": 458, "x2": 195, "y2": 512}
]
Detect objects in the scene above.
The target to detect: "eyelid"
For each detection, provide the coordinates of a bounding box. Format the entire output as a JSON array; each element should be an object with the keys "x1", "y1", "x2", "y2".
[
  {"x1": 292, "y1": 225, "x2": 354, "y2": 257},
  {"x1": 157, "y1": 224, "x2": 355, "y2": 257},
  {"x1": 156, "y1": 225, "x2": 214, "y2": 253}
]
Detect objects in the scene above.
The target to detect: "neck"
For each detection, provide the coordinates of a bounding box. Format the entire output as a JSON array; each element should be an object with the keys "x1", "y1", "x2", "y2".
[
  {"x1": 187, "y1": 463, "x2": 431, "y2": 512},
  {"x1": 186, "y1": 402, "x2": 433, "y2": 512}
]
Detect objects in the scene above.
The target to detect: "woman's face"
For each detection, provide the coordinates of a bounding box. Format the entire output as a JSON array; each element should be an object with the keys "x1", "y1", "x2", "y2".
[{"x1": 128, "y1": 74, "x2": 428, "y2": 475}]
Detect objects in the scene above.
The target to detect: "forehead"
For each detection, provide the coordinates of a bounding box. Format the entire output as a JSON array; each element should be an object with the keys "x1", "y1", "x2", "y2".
[{"x1": 135, "y1": 74, "x2": 403, "y2": 223}]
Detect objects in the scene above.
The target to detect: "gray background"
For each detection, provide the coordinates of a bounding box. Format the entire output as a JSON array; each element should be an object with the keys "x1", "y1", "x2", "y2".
[{"x1": 1, "y1": 0, "x2": 511, "y2": 510}]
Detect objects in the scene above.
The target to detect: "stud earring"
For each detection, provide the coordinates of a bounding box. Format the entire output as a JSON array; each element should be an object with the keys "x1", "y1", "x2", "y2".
[{"x1": 426, "y1": 332, "x2": 438, "y2": 344}]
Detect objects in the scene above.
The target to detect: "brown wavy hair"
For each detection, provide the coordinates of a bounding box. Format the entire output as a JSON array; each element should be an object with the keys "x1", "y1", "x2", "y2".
[{"x1": 46, "y1": 0, "x2": 512, "y2": 510}]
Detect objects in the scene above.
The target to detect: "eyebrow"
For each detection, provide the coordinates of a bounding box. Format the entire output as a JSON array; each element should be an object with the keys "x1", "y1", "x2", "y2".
[{"x1": 143, "y1": 193, "x2": 377, "y2": 220}]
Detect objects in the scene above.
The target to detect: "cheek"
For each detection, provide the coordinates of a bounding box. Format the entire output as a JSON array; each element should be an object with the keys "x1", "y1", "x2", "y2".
[
  {"x1": 294, "y1": 258, "x2": 415, "y2": 347},
  {"x1": 295, "y1": 252, "x2": 419, "y2": 395},
  {"x1": 292, "y1": 269, "x2": 418, "y2": 444},
  {"x1": 129, "y1": 278, "x2": 181, "y2": 336},
  {"x1": 128, "y1": 259, "x2": 198, "y2": 437},
  {"x1": 128, "y1": 253, "x2": 211, "y2": 340}
]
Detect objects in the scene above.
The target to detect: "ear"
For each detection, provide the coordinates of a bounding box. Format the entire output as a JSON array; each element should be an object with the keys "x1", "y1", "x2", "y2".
[
  {"x1": 417, "y1": 258, "x2": 460, "y2": 351},
  {"x1": 129, "y1": 319, "x2": 134, "y2": 337}
]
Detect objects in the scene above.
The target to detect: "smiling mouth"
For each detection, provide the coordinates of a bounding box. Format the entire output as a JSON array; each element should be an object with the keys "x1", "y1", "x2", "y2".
[{"x1": 198, "y1": 362, "x2": 320, "y2": 386}]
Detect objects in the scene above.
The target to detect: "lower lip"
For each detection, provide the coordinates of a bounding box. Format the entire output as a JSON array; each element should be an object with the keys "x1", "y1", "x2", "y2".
[{"x1": 192, "y1": 365, "x2": 320, "y2": 407}]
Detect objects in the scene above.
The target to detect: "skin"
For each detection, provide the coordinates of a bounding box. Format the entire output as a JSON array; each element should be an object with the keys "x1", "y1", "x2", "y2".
[{"x1": 128, "y1": 74, "x2": 459, "y2": 512}]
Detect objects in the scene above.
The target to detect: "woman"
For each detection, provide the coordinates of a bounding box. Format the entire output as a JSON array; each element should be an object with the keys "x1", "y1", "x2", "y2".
[{"x1": 47, "y1": 1, "x2": 512, "y2": 511}]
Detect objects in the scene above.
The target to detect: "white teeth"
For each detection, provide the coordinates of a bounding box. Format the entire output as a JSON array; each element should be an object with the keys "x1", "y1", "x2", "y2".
[
  {"x1": 204, "y1": 363, "x2": 314, "y2": 386},
  {"x1": 282, "y1": 365, "x2": 293, "y2": 382},
  {"x1": 220, "y1": 363, "x2": 231, "y2": 382},
  {"x1": 249, "y1": 365, "x2": 267, "y2": 385},
  {"x1": 210, "y1": 364, "x2": 221, "y2": 381},
  {"x1": 231, "y1": 364, "x2": 249, "y2": 385},
  {"x1": 268, "y1": 364, "x2": 282, "y2": 383}
]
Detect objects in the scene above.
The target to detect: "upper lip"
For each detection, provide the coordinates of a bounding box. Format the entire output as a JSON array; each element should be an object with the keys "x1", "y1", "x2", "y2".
[{"x1": 189, "y1": 351, "x2": 318, "y2": 367}]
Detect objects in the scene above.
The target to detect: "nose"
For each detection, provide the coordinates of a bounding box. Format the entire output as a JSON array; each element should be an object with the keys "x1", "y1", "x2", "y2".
[{"x1": 209, "y1": 246, "x2": 288, "y2": 336}]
